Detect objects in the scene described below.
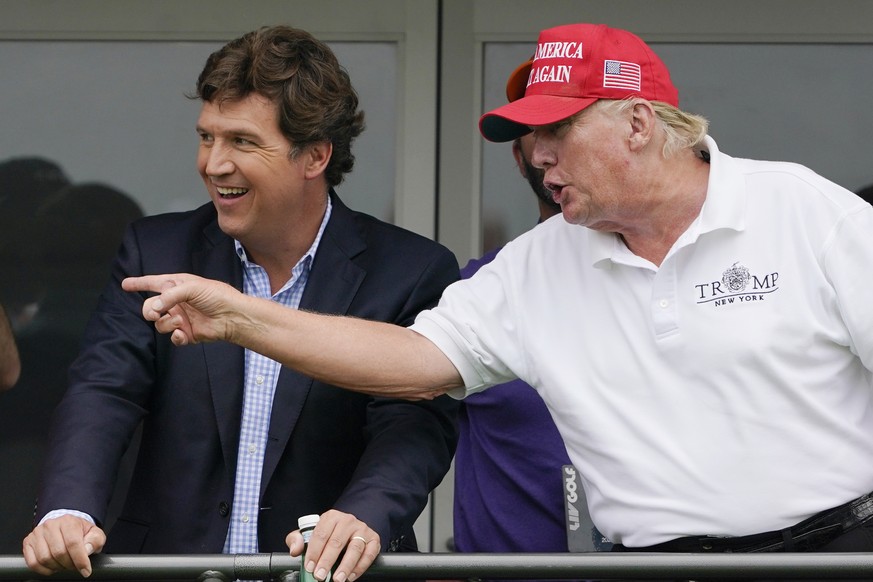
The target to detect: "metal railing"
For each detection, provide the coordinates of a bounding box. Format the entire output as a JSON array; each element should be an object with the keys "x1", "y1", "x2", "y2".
[{"x1": 2, "y1": 553, "x2": 873, "y2": 581}]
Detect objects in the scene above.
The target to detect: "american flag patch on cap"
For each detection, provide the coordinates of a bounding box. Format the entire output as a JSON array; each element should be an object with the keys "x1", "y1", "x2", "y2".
[{"x1": 603, "y1": 60, "x2": 641, "y2": 91}]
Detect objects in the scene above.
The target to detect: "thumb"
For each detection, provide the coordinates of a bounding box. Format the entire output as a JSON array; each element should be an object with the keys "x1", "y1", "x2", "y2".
[
  {"x1": 285, "y1": 530, "x2": 304, "y2": 557},
  {"x1": 83, "y1": 526, "x2": 107, "y2": 556}
]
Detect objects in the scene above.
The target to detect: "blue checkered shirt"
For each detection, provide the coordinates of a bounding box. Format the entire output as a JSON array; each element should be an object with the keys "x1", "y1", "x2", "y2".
[{"x1": 223, "y1": 198, "x2": 332, "y2": 554}]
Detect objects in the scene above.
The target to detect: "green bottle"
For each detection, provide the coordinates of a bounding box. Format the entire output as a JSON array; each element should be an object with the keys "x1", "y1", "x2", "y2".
[{"x1": 298, "y1": 514, "x2": 331, "y2": 582}]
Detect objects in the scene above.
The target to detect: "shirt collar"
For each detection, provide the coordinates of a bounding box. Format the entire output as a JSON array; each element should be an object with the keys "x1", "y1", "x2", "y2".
[{"x1": 695, "y1": 135, "x2": 746, "y2": 236}]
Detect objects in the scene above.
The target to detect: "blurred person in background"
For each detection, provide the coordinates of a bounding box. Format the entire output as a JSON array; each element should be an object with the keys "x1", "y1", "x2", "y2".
[{"x1": 0, "y1": 181, "x2": 143, "y2": 552}]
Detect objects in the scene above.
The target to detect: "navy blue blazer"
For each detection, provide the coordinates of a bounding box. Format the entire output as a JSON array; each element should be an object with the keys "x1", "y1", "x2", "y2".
[{"x1": 36, "y1": 192, "x2": 460, "y2": 553}]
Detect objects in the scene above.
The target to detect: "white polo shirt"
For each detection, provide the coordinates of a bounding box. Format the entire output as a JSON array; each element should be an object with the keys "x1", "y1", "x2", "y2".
[{"x1": 411, "y1": 136, "x2": 873, "y2": 547}]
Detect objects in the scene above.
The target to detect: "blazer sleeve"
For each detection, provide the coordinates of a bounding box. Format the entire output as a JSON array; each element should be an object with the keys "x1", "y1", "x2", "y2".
[
  {"x1": 35, "y1": 222, "x2": 157, "y2": 525},
  {"x1": 330, "y1": 242, "x2": 461, "y2": 550}
]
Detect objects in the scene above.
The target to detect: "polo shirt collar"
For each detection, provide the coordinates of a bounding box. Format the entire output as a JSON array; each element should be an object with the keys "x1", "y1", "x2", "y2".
[{"x1": 696, "y1": 135, "x2": 746, "y2": 236}]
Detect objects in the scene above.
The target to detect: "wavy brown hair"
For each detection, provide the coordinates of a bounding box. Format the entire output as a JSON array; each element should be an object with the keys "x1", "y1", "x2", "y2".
[{"x1": 194, "y1": 25, "x2": 365, "y2": 187}]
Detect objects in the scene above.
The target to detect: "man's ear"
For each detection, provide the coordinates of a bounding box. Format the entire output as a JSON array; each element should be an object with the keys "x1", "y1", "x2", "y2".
[
  {"x1": 303, "y1": 141, "x2": 333, "y2": 180},
  {"x1": 628, "y1": 100, "x2": 656, "y2": 152},
  {"x1": 511, "y1": 139, "x2": 527, "y2": 179}
]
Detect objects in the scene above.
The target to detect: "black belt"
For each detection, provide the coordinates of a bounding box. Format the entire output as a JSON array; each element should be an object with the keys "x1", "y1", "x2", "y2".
[{"x1": 613, "y1": 490, "x2": 873, "y2": 553}]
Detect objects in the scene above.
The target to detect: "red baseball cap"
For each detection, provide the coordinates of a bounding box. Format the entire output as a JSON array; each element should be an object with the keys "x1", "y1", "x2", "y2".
[
  {"x1": 480, "y1": 23, "x2": 679, "y2": 142},
  {"x1": 505, "y1": 58, "x2": 533, "y2": 103}
]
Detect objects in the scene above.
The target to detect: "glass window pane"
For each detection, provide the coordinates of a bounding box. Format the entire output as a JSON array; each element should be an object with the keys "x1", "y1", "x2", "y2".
[{"x1": 0, "y1": 40, "x2": 397, "y2": 221}]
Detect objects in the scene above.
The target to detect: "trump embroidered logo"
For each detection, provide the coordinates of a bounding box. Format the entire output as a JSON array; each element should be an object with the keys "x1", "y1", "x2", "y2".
[{"x1": 694, "y1": 262, "x2": 780, "y2": 307}]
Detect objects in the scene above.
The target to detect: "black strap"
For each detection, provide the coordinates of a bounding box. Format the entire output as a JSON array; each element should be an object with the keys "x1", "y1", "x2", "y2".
[{"x1": 781, "y1": 527, "x2": 795, "y2": 551}]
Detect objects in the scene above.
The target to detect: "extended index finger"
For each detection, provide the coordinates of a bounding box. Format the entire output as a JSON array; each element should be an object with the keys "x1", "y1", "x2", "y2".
[{"x1": 122, "y1": 274, "x2": 182, "y2": 294}]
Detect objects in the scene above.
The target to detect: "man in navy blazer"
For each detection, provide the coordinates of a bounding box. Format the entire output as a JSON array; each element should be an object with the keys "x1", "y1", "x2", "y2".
[{"x1": 23, "y1": 26, "x2": 459, "y2": 582}]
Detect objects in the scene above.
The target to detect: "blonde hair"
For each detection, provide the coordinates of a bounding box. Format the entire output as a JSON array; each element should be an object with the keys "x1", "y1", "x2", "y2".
[{"x1": 594, "y1": 98, "x2": 709, "y2": 158}]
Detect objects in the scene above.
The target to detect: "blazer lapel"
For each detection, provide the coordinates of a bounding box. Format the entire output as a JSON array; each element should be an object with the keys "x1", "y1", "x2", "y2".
[
  {"x1": 195, "y1": 219, "x2": 246, "y2": 481},
  {"x1": 260, "y1": 194, "x2": 366, "y2": 496}
]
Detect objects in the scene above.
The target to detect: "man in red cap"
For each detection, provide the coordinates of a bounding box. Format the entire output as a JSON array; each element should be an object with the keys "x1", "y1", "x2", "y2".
[{"x1": 124, "y1": 23, "x2": 873, "y2": 564}]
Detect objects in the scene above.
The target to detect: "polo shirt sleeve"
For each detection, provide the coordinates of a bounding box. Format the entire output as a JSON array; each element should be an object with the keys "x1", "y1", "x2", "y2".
[
  {"x1": 824, "y1": 202, "x2": 873, "y2": 370},
  {"x1": 410, "y1": 251, "x2": 524, "y2": 399}
]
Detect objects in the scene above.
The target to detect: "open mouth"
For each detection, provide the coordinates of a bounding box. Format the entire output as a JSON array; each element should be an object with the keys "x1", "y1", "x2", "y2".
[
  {"x1": 545, "y1": 183, "x2": 564, "y2": 204},
  {"x1": 216, "y1": 186, "x2": 249, "y2": 199}
]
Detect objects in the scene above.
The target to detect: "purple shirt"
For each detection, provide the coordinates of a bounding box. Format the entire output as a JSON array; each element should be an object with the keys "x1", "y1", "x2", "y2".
[{"x1": 453, "y1": 247, "x2": 573, "y2": 553}]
